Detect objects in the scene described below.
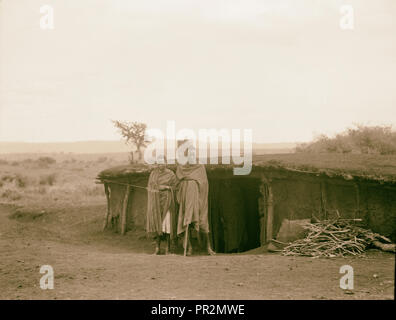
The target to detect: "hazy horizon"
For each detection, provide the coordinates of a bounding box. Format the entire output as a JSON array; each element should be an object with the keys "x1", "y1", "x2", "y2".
[
  {"x1": 0, "y1": 140, "x2": 297, "y2": 154},
  {"x1": 1, "y1": 0, "x2": 395, "y2": 143},
  {"x1": 0, "y1": 139, "x2": 298, "y2": 144}
]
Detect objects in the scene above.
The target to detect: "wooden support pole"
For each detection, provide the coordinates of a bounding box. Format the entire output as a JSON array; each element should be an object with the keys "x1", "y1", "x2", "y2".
[
  {"x1": 354, "y1": 183, "x2": 360, "y2": 220},
  {"x1": 266, "y1": 183, "x2": 274, "y2": 242},
  {"x1": 103, "y1": 183, "x2": 111, "y2": 231},
  {"x1": 258, "y1": 179, "x2": 268, "y2": 245},
  {"x1": 320, "y1": 181, "x2": 327, "y2": 220},
  {"x1": 120, "y1": 185, "x2": 130, "y2": 235}
]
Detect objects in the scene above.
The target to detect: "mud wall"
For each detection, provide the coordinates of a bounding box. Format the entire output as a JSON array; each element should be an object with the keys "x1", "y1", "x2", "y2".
[
  {"x1": 258, "y1": 169, "x2": 396, "y2": 243},
  {"x1": 104, "y1": 167, "x2": 396, "y2": 249},
  {"x1": 106, "y1": 176, "x2": 148, "y2": 233},
  {"x1": 105, "y1": 173, "x2": 261, "y2": 253}
]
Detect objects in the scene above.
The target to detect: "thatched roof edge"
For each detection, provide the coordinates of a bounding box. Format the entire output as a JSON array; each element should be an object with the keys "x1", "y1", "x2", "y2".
[{"x1": 97, "y1": 161, "x2": 396, "y2": 185}]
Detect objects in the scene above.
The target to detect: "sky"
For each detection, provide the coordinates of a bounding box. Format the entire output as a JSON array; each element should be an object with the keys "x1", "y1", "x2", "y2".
[{"x1": 0, "y1": 0, "x2": 395, "y2": 143}]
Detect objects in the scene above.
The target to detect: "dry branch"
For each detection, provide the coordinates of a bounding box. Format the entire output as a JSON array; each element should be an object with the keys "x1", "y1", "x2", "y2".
[{"x1": 282, "y1": 218, "x2": 394, "y2": 257}]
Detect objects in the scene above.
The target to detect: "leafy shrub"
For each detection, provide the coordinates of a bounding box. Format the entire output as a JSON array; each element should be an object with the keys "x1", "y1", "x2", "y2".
[{"x1": 296, "y1": 125, "x2": 396, "y2": 155}]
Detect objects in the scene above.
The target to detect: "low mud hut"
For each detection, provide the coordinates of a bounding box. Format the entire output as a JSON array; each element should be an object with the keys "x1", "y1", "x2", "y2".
[{"x1": 97, "y1": 154, "x2": 396, "y2": 253}]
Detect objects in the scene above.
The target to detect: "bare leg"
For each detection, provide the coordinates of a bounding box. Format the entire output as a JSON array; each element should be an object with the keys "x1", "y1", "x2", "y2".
[
  {"x1": 183, "y1": 225, "x2": 193, "y2": 256},
  {"x1": 187, "y1": 228, "x2": 193, "y2": 256},
  {"x1": 165, "y1": 234, "x2": 171, "y2": 255},
  {"x1": 197, "y1": 230, "x2": 202, "y2": 249},
  {"x1": 154, "y1": 237, "x2": 161, "y2": 255},
  {"x1": 205, "y1": 232, "x2": 215, "y2": 255}
]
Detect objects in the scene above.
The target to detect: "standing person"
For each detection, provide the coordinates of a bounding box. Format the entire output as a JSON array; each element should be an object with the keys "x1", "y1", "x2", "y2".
[
  {"x1": 146, "y1": 155, "x2": 178, "y2": 255},
  {"x1": 176, "y1": 157, "x2": 215, "y2": 256}
]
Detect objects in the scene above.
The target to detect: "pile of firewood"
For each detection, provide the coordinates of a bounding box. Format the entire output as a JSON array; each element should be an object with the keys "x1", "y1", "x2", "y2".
[{"x1": 282, "y1": 219, "x2": 395, "y2": 257}]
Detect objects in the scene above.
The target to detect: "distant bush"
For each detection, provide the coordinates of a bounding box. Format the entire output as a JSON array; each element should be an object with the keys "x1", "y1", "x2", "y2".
[
  {"x1": 11, "y1": 161, "x2": 19, "y2": 166},
  {"x1": 0, "y1": 159, "x2": 8, "y2": 165},
  {"x1": 1, "y1": 175, "x2": 14, "y2": 182},
  {"x1": 296, "y1": 125, "x2": 396, "y2": 155},
  {"x1": 0, "y1": 174, "x2": 29, "y2": 188},
  {"x1": 39, "y1": 173, "x2": 57, "y2": 186},
  {"x1": 37, "y1": 157, "x2": 56, "y2": 165},
  {"x1": 34, "y1": 185, "x2": 47, "y2": 195},
  {"x1": 36, "y1": 186, "x2": 47, "y2": 194},
  {"x1": 62, "y1": 158, "x2": 77, "y2": 164},
  {"x1": 81, "y1": 185, "x2": 104, "y2": 197},
  {"x1": 15, "y1": 174, "x2": 29, "y2": 188},
  {"x1": 1, "y1": 189, "x2": 22, "y2": 201},
  {"x1": 97, "y1": 156, "x2": 108, "y2": 163},
  {"x1": 9, "y1": 208, "x2": 48, "y2": 221},
  {"x1": 70, "y1": 167, "x2": 84, "y2": 172}
]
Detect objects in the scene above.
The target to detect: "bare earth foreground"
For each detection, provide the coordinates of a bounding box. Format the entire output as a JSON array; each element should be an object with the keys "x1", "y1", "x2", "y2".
[{"x1": 0, "y1": 203, "x2": 394, "y2": 300}]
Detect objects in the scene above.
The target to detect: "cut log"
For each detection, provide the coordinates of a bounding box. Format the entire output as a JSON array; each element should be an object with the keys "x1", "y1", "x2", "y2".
[{"x1": 372, "y1": 241, "x2": 396, "y2": 253}]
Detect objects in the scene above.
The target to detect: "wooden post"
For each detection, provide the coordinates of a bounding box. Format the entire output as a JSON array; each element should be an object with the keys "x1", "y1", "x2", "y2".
[
  {"x1": 258, "y1": 179, "x2": 268, "y2": 245},
  {"x1": 266, "y1": 183, "x2": 274, "y2": 242},
  {"x1": 320, "y1": 181, "x2": 327, "y2": 220},
  {"x1": 103, "y1": 183, "x2": 111, "y2": 231},
  {"x1": 354, "y1": 182, "x2": 360, "y2": 221},
  {"x1": 120, "y1": 185, "x2": 130, "y2": 235}
]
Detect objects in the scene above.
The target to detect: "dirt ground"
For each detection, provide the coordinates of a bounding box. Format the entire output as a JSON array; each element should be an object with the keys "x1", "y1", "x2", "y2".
[{"x1": 0, "y1": 203, "x2": 394, "y2": 300}]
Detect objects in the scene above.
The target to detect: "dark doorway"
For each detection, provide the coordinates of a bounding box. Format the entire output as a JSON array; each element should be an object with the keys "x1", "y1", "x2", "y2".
[{"x1": 208, "y1": 177, "x2": 261, "y2": 253}]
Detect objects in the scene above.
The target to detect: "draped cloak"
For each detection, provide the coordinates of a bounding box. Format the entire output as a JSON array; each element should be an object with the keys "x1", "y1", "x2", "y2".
[
  {"x1": 146, "y1": 168, "x2": 178, "y2": 239},
  {"x1": 176, "y1": 164, "x2": 209, "y2": 235}
]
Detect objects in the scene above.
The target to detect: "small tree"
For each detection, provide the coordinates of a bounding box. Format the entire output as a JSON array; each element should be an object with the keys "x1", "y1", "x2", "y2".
[{"x1": 113, "y1": 120, "x2": 148, "y2": 163}]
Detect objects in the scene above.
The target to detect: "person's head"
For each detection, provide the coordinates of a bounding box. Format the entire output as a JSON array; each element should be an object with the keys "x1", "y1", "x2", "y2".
[
  {"x1": 185, "y1": 146, "x2": 197, "y2": 167},
  {"x1": 155, "y1": 154, "x2": 167, "y2": 171},
  {"x1": 177, "y1": 139, "x2": 197, "y2": 166}
]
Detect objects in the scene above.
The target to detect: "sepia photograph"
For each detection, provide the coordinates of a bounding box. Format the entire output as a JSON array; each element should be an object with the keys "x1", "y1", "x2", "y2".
[{"x1": 0, "y1": 0, "x2": 395, "y2": 310}]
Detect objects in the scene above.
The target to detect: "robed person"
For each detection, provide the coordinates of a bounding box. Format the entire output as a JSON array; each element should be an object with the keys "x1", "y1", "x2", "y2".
[
  {"x1": 146, "y1": 159, "x2": 178, "y2": 254},
  {"x1": 176, "y1": 163, "x2": 215, "y2": 255}
]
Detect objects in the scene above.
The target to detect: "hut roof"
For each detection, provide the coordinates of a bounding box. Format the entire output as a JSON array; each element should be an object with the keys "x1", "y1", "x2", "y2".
[{"x1": 97, "y1": 154, "x2": 396, "y2": 183}]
